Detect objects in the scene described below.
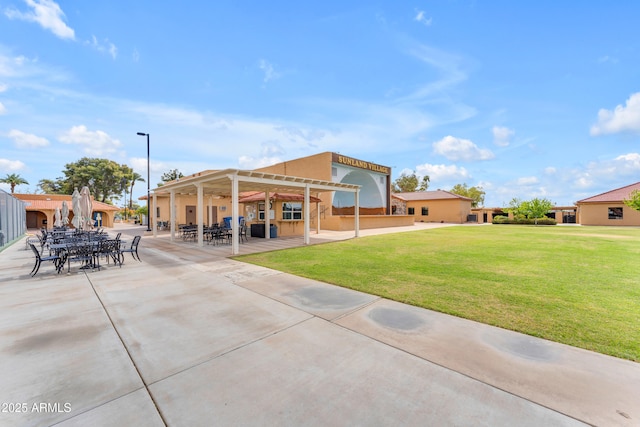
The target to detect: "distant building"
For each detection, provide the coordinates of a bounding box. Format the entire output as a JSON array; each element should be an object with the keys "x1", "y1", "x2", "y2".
[
  {"x1": 392, "y1": 190, "x2": 474, "y2": 223},
  {"x1": 577, "y1": 182, "x2": 640, "y2": 226},
  {"x1": 13, "y1": 193, "x2": 119, "y2": 229},
  {"x1": 149, "y1": 152, "x2": 414, "y2": 238}
]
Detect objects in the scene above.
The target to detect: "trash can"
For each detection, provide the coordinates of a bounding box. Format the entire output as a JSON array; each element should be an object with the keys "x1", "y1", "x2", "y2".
[
  {"x1": 223, "y1": 216, "x2": 244, "y2": 229},
  {"x1": 270, "y1": 224, "x2": 277, "y2": 238}
]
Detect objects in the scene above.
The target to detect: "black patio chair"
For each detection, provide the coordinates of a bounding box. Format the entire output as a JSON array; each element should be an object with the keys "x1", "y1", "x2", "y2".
[
  {"x1": 120, "y1": 235, "x2": 141, "y2": 262},
  {"x1": 96, "y1": 239, "x2": 122, "y2": 268},
  {"x1": 239, "y1": 224, "x2": 249, "y2": 243},
  {"x1": 28, "y1": 243, "x2": 64, "y2": 276},
  {"x1": 66, "y1": 242, "x2": 98, "y2": 272}
]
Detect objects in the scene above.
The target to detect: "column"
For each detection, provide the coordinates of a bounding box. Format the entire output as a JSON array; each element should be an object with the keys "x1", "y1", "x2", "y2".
[
  {"x1": 197, "y1": 183, "x2": 204, "y2": 247},
  {"x1": 170, "y1": 190, "x2": 176, "y2": 242}
]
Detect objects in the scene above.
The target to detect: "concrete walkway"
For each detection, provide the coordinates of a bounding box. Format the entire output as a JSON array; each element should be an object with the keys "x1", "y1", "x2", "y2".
[{"x1": 1, "y1": 224, "x2": 638, "y2": 426}]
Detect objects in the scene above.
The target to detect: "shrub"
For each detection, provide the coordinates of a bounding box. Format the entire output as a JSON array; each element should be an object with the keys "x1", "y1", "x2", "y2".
[{"x1": 492, "y1": 216, "x2": 556, "y2": 225}]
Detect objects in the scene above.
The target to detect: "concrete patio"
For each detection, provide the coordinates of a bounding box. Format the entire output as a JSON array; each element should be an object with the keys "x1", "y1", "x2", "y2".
[{"x1": 1, "y1": 223, "x2": 638, "y2": 426}]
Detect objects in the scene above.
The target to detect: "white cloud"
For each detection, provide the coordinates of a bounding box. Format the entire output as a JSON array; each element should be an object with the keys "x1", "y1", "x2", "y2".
[
  {"x1": 258, "y1": 59, "x2": 280, "y2": 83},
  {"x1": 238, "y1": 155, "x2": 283, "y2": 169},
  {"x1": 573, "y1": 152, "x2": 640, "y2": 189},
  {"x1": 238, "y1": 141, "x2": 285, "y2": 169},
  {"x1": 0, "y1": 101, "x2": 6, "y2": 115},
  {"x1": 432, "y1": 135, "x2": 494, "y2": 161},
  {"x1": 414, "y1": 10, "x2": 432, "y2": 26},
  {"x1": 597, "y1": 55, "x2": 618, "y2": 64},
  {"x1": 590, "y1": 92, "x2": 640, "y2": 135},
  {"x1": 492, "y1": 126, "x2": 514, "y2": 147},
  {"x1": 4, "y1": 0, "x2": 75, "y2": 40},
  {"x1": 415, "y1": 163, "x2": 470, "y2": 182},
  {"x1": 58, "y1": 125, "x2": 122, "y2": 155},
  {"x1": 132, "y1": 48, "x2": 140, "y2": 62},
  {"x1": 400, "y1": 44, "x2": 467, "y2": 102},
  {"x1": 516, "y1": 176, "x2": 539, "y2": 186},
  {"x1": 544, "y1": 167, "x2": 557, "y2": 175},
  {"x1": 7, "y1": 129, "x2": 50, "y2": 148},
  {"x1": 0, "y1": 83, "x2": 7, "y2": 92},
  {"x1": 85, "y1": 36, "x2": 118, "y2": 59},
  {"x1": 0, "y1": 158, "x2": 26, "y2": 171}
]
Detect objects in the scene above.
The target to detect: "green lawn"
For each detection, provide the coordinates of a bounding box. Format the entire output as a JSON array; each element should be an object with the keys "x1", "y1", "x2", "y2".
[{"x1": 235, "y1": 225, "x2": 640, "y2": 361}]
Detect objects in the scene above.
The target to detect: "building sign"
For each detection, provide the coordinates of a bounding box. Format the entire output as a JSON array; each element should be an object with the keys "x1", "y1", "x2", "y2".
[{"x1": 332, "y1": 153, "x2": 390, "y2": 175}]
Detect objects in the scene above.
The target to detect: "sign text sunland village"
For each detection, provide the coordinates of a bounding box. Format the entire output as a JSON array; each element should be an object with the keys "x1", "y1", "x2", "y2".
[{"x1": 333, "y1": 154, "x2": 390, "y2": 175}]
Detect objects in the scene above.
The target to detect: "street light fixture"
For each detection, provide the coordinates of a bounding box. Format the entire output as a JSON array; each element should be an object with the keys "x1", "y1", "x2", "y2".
[{"x1": 137, "y1": 132, "x2": 152, "y2": 232}]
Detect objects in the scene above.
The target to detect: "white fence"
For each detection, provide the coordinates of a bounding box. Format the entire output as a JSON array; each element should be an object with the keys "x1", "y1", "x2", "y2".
[{"x1": 0, "y1": 190, "x2": 27, "y2": 248}]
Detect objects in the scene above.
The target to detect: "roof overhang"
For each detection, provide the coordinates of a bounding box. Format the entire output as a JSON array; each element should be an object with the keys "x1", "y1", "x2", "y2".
[{"x1": 152, "y1": 168, "x2": 360, "y2": 197}]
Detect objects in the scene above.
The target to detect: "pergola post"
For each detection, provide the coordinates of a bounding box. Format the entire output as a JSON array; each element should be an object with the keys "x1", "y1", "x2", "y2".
[
  {"x1": 355, "y1": 189, "x2": 360, "y2": 238},
  {"x1": 170, "y1": 190, "x2": 176, "y2": 242},
  {"x1": 152, "y1": 193, "x2": 157, "y2": 237},
  {"x1": 231, "y1": 173, "x2": 239, "y2": 255},
  {"x1": 197, "y1": 183, "x2": 204, "y2": 247},
  {"x1": 316, "y1": 192, "x2": 321, "y2": 234},
  {"x1": 304, "y1": 185, "x2": 310, "y2": 245},
  {"x1": 264, "y1": 190, "x2": 271, "y2": 240}
]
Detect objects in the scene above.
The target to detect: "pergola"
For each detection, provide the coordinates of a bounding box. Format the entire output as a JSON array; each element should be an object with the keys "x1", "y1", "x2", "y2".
[{"x1": 151, "y1": 169, "x2": 361, "y2": 254}]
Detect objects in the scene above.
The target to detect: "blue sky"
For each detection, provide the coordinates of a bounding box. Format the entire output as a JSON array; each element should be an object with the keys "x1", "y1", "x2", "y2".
[{"x1": 1, "y1": 1, "x2": 639, "y2": 207}]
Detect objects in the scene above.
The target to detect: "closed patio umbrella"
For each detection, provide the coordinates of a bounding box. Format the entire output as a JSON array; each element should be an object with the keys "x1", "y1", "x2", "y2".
[
  {"x1": 79, "y1": 186, "x2": 93, "y2": 230},
  {"x1": 61, "y1": 201, "x2": 69, "y2": 226},
  {"x1": 72, "y1": 188, "x2": 81, "y2": 229},
  {"x1": 54, "y1": 206, "x2": 62, "y2": 227}
]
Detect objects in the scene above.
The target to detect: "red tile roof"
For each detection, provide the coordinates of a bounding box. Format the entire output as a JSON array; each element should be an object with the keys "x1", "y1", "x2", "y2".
[
  {"x1": 13, "y1": 194, "x2": 119, "y2": 211},
  {"x1": 576, "y1": 182, "x2": 640, "y2": 204},
  {"x1": 393, "y1": 190, "x2": 473, "y2": 202},
  {"x1": 238, "y1": 192, "x2": 322, "y2": 203}
]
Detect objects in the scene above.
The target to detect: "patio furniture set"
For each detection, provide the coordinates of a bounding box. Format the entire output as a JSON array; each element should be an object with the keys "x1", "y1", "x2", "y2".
[
  {"x1": 178, "y1": 222, "x2": 248, "y2": 245},
  {"x1": 28, "y1": 227, "x2": 141, "y2": 277}
]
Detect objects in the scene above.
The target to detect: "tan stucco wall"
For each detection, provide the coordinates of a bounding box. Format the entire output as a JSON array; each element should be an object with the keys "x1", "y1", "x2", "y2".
[
  {"x1": 406, "y1": 199, "x2": 472, "y2": 223},
  {"x1": 322, "y1": 215, "x2": 414, "y2": 231},
  {"x1": 255, "y1": 152, "x2": 333, "y2": 181},
  {"x1": 578, "y1": 203, "x2": 640, "y2": 226},
  {"x1": 152, "y1": 195, "x2": 233, "y2": 227}
]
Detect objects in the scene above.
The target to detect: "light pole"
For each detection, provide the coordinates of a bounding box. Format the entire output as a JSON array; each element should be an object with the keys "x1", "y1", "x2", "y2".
[
  {"x1": 121, "y1": 177, "x2": 127, "y2": 221},
  {"x1": 137, "y1": 132, "x2": 152, "y2": 231}
]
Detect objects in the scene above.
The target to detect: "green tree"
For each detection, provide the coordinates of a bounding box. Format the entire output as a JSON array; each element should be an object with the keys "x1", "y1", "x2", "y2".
[
  {"x1": 505, "y1": 197, "x2": 525, "y2": 219},
  {"x1": 505, "y1": 197, "x2": 553, "y2": 224},
  {"x1": 525, "y1": 198, "x2": 554, "y2": 224},
  {"x1": 129, "y1": 172, "x2": 145, "y2": 211},
  {"x1": 392, "y1": 172, "x2": 429, "y2": 192},
  {"x1": 0, "y1": 173, "x2": 29, "y2": 193},
  {"x1": 48, "y1": 157, "x2": 133, "y2": 203},
  {"x1": 37, "y1": 178, "x2": 64, "y2": 194},
  {"x1": 450, "y1": 183, "x2": 485, "y2": 207},
  {"x1": 158, "y1": 169, "x2": 184, "y2": 186},
  {"x1": 624, "y1": 189, "x2": 640, "y2": 212}
]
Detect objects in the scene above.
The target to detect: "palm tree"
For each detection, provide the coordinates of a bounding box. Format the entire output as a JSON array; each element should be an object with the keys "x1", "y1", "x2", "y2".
[
  {"x1": 0, "y1": 173, "x2": 29, "y2": 193},
  {"x1": 129, "y1": 172, "x2": 146, "y2": 211}
]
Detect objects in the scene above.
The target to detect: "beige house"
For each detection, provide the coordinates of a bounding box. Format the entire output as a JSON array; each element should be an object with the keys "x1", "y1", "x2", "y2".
[
  {"x1": 148, "y1": 152, "x2": 414, "y2": 242},
  {"x1": 392, "y1": 191, "x2": 474, "y2": 223},
  {"x1": 14, "y1": 193, "x2": 119, "y2": 229},
  {"x1": 576, "y1": 182, "x2": 640, "y2": 226}
]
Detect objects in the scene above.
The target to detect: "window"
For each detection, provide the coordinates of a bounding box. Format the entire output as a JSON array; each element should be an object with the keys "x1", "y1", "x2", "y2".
[
  {"x1": 421, "y1": 207, "x2": 429, "y2": 216},
  {"x1": 408, "y1": 207, "x2": 415, "y2": 215},
  {"x1": 156, "y1": 207, "x2": 160, "y2": 218},
  {"x1": 608, "y1": 207, "x2": 623, "y2": 220},
  {"x1": 282, "y1": 202, "x2": 302, "y2": 220},
  {"x1": 258, "y1": 203, "x2": 265, "y2": 220}
]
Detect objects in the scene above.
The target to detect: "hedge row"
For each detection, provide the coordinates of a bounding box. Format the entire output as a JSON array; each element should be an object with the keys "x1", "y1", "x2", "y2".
[{"x1": 492, "y1": 215, "x2": 557, "y2": 225}]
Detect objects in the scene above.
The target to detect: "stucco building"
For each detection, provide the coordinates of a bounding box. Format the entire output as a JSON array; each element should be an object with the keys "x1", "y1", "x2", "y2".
[
  {"x1": 149, "y1": 152, "x2": 414, "y2": 241},
  {"x1": 392, "y1": 191, "x2": 474, "y2": 223},
  {"x1": 14, "y1": 193, "x2": 119, "y2": 229},
  {"x1": 576, "y1": 182, "x2": 640, "y2": 226}
]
